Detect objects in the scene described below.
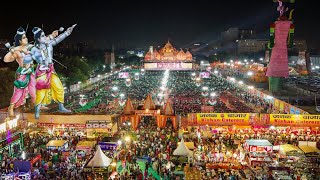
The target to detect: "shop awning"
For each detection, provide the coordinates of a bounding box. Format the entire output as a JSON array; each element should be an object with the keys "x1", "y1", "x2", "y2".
[
  {"x1": 76, "y1": 141, "x2": 96, "y2": 150},
  {"x1": 279, "y1": 144, "x2": 303, "y2": 155},
  {"x1": 298, "y1": 145, "x2": 320, "y2": 154},
  {"x1": 245, "y1": 139, "x2": 272, "y2": 146},
  {"x1": 46, "y1": 140, "x2": 67, "y2": 148}
]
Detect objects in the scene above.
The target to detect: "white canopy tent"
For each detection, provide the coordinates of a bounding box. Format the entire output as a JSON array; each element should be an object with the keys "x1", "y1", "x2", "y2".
[
  {"x1": 86, "y1": 145, "x2": 112, "y2": 167},
  {"x1": 173, "y1": 137, "x2": 193, "y2": 156}
]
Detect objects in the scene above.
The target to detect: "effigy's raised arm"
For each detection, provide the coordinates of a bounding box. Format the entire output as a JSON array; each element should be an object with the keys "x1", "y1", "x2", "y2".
[{"x1": 51, "y1": 24, "x2": 77, "y2": 46}]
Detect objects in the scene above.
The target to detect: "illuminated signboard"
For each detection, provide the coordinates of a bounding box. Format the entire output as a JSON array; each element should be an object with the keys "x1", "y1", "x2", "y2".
[
  {"x1": 196, "y1": 113, "x2": 250, "y2": 126},
  {"x1": 268, "y1": 114, "x2": 320, "y2": 126},
  {"x1": 118, "y1": 72, "x2": 129, "y2": 78},
  {"x1": 86, "y1": 121, "x2": 111, "y2": 129},
  {"x1": 144, "y1": 62, "x2": 193, "y2": 70},
  {"x1": 98, "y1": 142, "x2": 118, "y2": 151},
  {"x1": 200, "y1": 72, "x2": 210, "y2": 78}
]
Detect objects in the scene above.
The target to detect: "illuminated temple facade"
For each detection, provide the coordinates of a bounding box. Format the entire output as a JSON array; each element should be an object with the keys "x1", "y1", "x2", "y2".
[{"x1": 144, "y1": 41, "x2": 195, "y2": 70}]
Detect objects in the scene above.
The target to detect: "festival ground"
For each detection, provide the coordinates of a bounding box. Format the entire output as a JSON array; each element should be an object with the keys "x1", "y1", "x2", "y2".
[{"x1": 1, "y1": 67, "x2": 319, "y2": 180}]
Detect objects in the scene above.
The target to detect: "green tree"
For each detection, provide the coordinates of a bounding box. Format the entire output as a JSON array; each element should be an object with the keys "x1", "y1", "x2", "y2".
[
  {"x1": 55, "y1": 56, "x2": 92, "y2": 89},
  {"x1": 119, "y1": 55, "x2": 141, "y2": 66}
]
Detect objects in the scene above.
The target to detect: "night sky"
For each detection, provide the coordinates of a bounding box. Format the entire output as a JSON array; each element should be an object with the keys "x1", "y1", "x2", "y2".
[{"x1": 1, "y1": 0, "x2": 318, "y2": 49}]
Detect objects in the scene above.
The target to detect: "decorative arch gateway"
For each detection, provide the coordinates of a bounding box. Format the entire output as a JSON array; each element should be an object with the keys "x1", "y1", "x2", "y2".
[{"x1": 120, "y1": 94, "x2": 177, "y2": 129}]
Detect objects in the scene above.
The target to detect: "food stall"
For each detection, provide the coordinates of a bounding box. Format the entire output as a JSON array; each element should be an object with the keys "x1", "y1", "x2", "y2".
[
  {"x1": 244, "y1": 139, "x2": 273, "y2": 166},
  {"x1": 279, "y1": 144, "x2": 303, "y2": 156},
  {"x1": 76, "y1": 140, "x2": 96, "y2": 158},
  {"x1": 298, "y1": 145, "x2": 320, "y2": 157},
  {"x1": 279, "y1": 144, "x2": 304, "y2": 162},
  {"x1": 46, "y1": 140, "x2": 68, "y2": 150},
  {"x1": 86, "y1": 121, "x2": 117, "y2": 138},
  {"x1": 76, "y1": 141, "x2": 96, "y2": 152}
]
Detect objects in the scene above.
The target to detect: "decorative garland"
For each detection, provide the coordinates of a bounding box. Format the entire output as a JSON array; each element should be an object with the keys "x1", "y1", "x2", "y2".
[
  {"x1": 201, "y1": 91, "x2": 208, "y2": 97},
  {"x1": 79, "y1": 98, "x2": 88, "y2": 107},
  {"x1": 119, "y1": 99, "x2": 126, "y2": 106},
  {"x1": 208, "y1": 99, "x2": 217, "y2": 106}
]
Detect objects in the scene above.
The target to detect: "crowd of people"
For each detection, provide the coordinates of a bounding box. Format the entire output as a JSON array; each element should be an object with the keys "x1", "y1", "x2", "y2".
[
  {"x1": 0, "y1": 68, "x2": 319, "y2": 180},
  {"x1": 0, "y1": 128, "x2": 89, "y2": 179},
  {"x1": 62, "y1": 69, "x2": 277, "y2": 116},
  {"x1": 1, "y1": 120, "x2": 319, "y2": 179}
]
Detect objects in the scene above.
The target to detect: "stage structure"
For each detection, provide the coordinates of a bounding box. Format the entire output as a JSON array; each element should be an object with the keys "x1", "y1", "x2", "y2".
[
  {"x1": 120, "y1": 94, "x2": 177, "y2": 129},
  {"x1": 144, "y1": 41, "x2": 195, "y2": 70}
]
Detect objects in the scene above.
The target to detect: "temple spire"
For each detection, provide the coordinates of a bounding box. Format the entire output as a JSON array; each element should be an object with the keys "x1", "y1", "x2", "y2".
[
  {"x1": 123, "y1": 98, "x2": 135, "y2": 115},
  {"x1": 143, "y1": 93, "x2": 156, "y2": 110},
  {"x1": 163, "y1": 99, "x2": 174, "y2": 115}
]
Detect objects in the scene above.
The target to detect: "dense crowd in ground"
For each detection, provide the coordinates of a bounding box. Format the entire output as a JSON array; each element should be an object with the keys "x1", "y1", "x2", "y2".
[
  {"x1": 0, "y1": 68, "x2": 319, "y2": 180},
  {"x1": 63, "y1": 69, "x2": 275, "y2": 116}
]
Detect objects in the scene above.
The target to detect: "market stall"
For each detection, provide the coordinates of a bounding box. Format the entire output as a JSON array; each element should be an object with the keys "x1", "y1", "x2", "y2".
[
  {"x1": 298, "y1": 145, "x2": 320, "y2": 157},
  {"x1": 46, "y1": 140, "x2": 68, "y2": 150},
  {"x1": 76, "y1": 140, "x2": 96, "y2": 158},
  {"x1": 83, "y1": 145, "x2": 113, "y2": 178},
  {"x1": 244, "y1": 139, "x2": 273, "y2": 166},
  {"x1": 173, "y1": 138, "x2": 193, "y2": 156},
  {"x1": 278, "y1": 144, "x2": 304, "y2": 162},
  {"x1": 244, "y1": 140, "x2": 273, "y2": 152},
  {"x1": 76, "y1": 141, "x2": 96, "y2": 152},
  {"x1": 173, "y1": 138, "x2": 193, "y2": 163},
  {"x1": 279, "y1": 144, "x2": 303, "y2": 157}
]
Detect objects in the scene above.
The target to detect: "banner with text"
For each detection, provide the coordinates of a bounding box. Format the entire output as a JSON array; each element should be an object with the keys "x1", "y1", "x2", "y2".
[
  {"x1": 196, "y1": 113, "x2": 250, "y2": 126},
  {"x1": 269, "y1": 114, "x2": 320, "y2": 127}
]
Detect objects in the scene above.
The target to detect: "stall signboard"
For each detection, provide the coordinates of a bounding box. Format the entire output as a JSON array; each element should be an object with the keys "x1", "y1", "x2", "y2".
[
  {"x1": 30, "y1": 154, "x2": 41, "y2": 165},
  {"x1": 118, "y1": 72, "x2": 129, "y2": 78},
  {"x1": 249, "y1": 146, "x2": 272, "y2": 152},
  {"x1": 196, "y1": 113, "x2": 250, "y2": 126},
  {"x1": 83, "y1": 167, "x2": 108, "y2": 173},
  {"x1": 269, "y1": 114, "x2": 320, "y2": 127},
  {"x1": 86, "y1": 121, "x2": 110, "y2": 129},
  {"x1": 98, "y1": 142, "x2": 118, "y2": 151},
  {"x1": 37, "y1": 123, "x2": 85, "y2": 128}
]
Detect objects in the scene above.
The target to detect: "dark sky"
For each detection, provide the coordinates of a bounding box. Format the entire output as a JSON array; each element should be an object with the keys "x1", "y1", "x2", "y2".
[{"x1": 1, "y1": 0, "x2": 318, "y2": 49}]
